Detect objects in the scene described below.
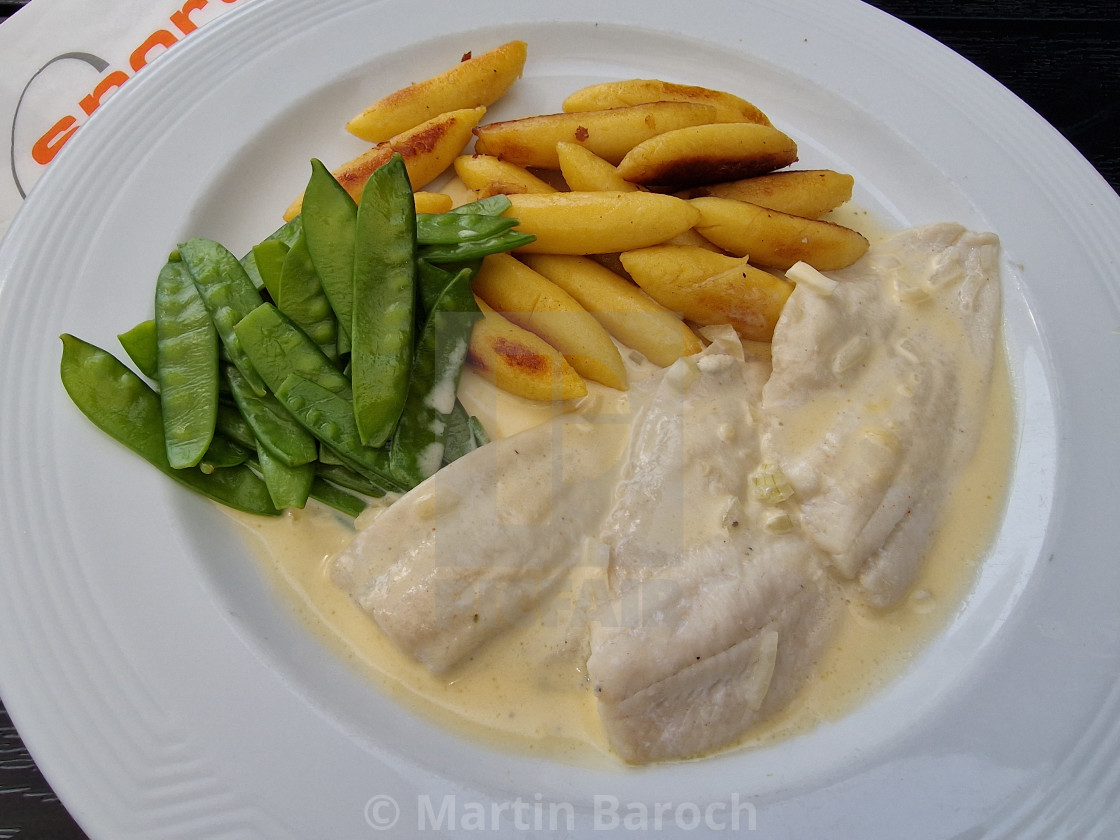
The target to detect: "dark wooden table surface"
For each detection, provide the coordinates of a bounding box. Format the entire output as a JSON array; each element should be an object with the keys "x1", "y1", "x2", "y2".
[{"x1": 0, "y1": 0, "x2": 1117, "y2": 837}]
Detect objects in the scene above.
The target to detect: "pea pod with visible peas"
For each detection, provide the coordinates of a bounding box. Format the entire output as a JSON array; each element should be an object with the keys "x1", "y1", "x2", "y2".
[
  {"x1": 60, "y1": 153, "x2": 536, "y2": 520},
  {"x1": 302, "y1": 158, "x2": 357, "y2": 354},
  {"x1": 59, "y1": 334, "x2": 279, "y2": 516},
  {"x1": 414, "y1": 211, "x2": 519, "y2": 246},
  {"x1": 154, "y1": 256, "x2": 220, "y2": 469},
  {"x1": 417, "y1": 194, "x2": 536, "y2": 263},
  {"x1": 418, "y1": 229, "x2": 536, "y2": 264},
  {"x1": 351, "y1": 153, "x2": 416, "y2": 448},
  {"x1": 233, "y1": 301, "x2": 351, "y2": 397},
  {"x1": 225, "y1": 364, "x2": 318, "y2": 468},
  {"x1": 273, "y1": 230, "x2": 340, "y2": 363},
  {"x1": 235, "y1": 302, "x2": 405, "y2": 492},
  {"x1": 448, "y1": 195, "x2": 515, "y2": 217},
  {"x1": 177, "y1": 237, "x2": 269, "y2": 396},
  {"x1": 275, "y1": 371, "x2": 403, "y2": 491}
]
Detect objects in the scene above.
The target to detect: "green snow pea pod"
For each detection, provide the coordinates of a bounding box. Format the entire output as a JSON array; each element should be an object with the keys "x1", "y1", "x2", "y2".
[
  {"x1": 274, "y1": 230, "x2": 339, "y2": 362},
  {"x1": 308, "y1": 477, "x2": 367, "y2": 518},
  {"x1": 468, "y1": 415, "x2": 490, "y2": 448},
  {"x1": 414, "y1": 211, "x2": 519, "y2": 246},
  {"x1": 351, "y1": 152, "x2": 416, "y2": 448},
  {"x1": 225, "y1": 364, "x2": 318, "y2": 468},
  {"x1": 241, "y1": 215, "x2": 303, "y2": 288},
  {"x1": 441, "y1": 400, "x2": 489, "y2": 466},
  {"x1": 448, "y1": 195, "x2": 514, "y2": 216},
  {"x1": 198, "y1": 435, "x2": 251, "y2": 474},
  {"x1": 416, "y1": 259, "x2": 471, "y2": 320},
  {"x1": 301, "y1": 158, "x2": 356, "y2": 353},
  {"x1": 215, "y1": 402, "x2": 258, "y2": 450},
  {"x1": 251, "y1": 238, "x2": 290, "y2": 297},
  {"x1": 155, "y1": 257, "x2": 220, "y2": 469},
  {"x1": 233, "y1": 302, "x2": 350, "y2": 397},
  {"x1": 317, "y1": 442, "x2": 346, "y2": 466},
  {"x1": 441, "y1": 400, "x2": 475, "y2": 465},
  {"x1": 59, "y1": 334, "x2": 279, "y2": 515},
  {"x1": 234, "y1": 304, "x2": 403, "y2": 491},
  {"x1": 255, "y1": 445, "x2": 315, "y2": 509},
  {"x1": 314, "y1": 462, "x2": 389, "y2": 499},
  {"x1": 263, "y1": 215, "x2": 306, "y2": 247},
  {"x1": 274, "y1": 371, "x2": 404, "y2": 492},
  {"x1": 177, "y1": 237, "x2": 269, "y2": 396},
  {"x1": 418, "y1": 229, "x2": 536, "y2": 264},
  {"x1": 117, "y1": 318, "x2": 158, "y2": 380},
  {"x1": 389, "y1": 265, "x2": 480, "y2": 487}
]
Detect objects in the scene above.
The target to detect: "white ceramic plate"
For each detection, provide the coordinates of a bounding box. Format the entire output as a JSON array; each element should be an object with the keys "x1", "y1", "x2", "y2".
[{"x1": 2, "y1": 0, "x2": 1119, "y2": 836}]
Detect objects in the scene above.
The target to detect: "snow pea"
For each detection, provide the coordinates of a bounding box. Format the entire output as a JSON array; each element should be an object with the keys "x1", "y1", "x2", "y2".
[
  {"x1": 416, "y1": 259, "x2": 469, "y2": 319},
  {"x1": 417, "y1": 194, "x2": 534, "y2": 262},
  {"x1": 177, "y1": 237, "x2": 269, "y2": 396},
  {"x1": 225, "y1": 364, "x2": 317, "y2": 468},
  {"x1": 314, "y1": 462, "x2": 389, "y2": 499},
  {"x1": 419, "y1": 229, "x2": 536, "y2": 264},
  {"x1": 241, "y1": 215, "x2": 303, "y2": 288},
  {"x1": 274, "y1": 230, "x2": 339, "y2": 362},
  {"x1": 154, "y1": 257, "x2": 220, "y2": 469},
  {"x1": 468, "y1": 415, "x2": 489, "y2": 448},
  {"x1": 316, "y1": 441, "x2": 346, "y2": 466},
  {"x1": 234, "y1": 303, "x2": 404, "y2": 491},
  {"x1": 215, "y1": 402, "x2": 258, "y2": 451},
  {"x1": 59, "y1": 334, "x2": 279, "y2": 515},
  {"x1": 441, "y1": 400, "x2": 475, "y2": 465},
  {"x1": 117, "y1": 318, "x2": 158, "y2": 379},
  {"x1": 198, "y1": 435, "x2": 251, "y2": 474},
  {"x1": 274, "y1": 371, "x2": 404, "y2": 492},
  {"x1": 442, "y1": 403, "x2": 490, "y2": 465},
  {"x1": 389, "y1": 265, "x2": 480, "y2": 486},
  {"x1": 448, "y1": 195, "x2": 514, "y2": 216},
  {"x1": 351, "y1": 153, "x2": 416, "y2": 448},
  {"x1": 308, "y1": 477, "x2": 367, "y2": 518},
  {"x1": 414, "y1": 211, "x2": 518, "y2": 246},
  {"x1": 301, "y1": 158, "x2": 356, "y2": 354},
  {"x1": 250, "y1": 238, "x2": 290, "y2": 297},
  {"x1": 233, "y1": 302, "x2": 350, "y2": 397},
  {"x1": 255, "y1": 445, "x2": 315, "y2": 509}
]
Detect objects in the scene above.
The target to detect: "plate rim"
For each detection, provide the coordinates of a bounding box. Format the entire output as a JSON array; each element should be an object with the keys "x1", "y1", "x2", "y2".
[{"x1": 2, "y1": 0, "x2": 1120, "y2": 837}]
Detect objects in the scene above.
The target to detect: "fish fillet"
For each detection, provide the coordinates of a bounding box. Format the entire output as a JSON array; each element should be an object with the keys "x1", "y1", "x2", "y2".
[
  {"x1": 762, "y1": 223, "x2": 1001, "y2": 607},
  {"x1": 332, "y1": 413, "x2": 627, "y2": 672},
  {"x1": 587, "y1": 331, "x2": 841, "y2": 763}
]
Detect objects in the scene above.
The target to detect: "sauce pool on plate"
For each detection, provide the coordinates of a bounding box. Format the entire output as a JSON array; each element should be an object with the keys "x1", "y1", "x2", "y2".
[{"x1": 228, "y1": 335, "x2": 1014, "y2": 765}]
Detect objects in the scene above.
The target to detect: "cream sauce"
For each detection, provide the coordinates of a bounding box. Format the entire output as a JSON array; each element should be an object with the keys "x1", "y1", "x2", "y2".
[{"x1": 231, "y1": 338, "x2": 1013, "y2": 765}]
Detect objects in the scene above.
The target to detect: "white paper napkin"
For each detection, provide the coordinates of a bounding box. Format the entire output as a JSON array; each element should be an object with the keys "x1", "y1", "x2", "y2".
[{"x1": 0, "y1": 0, "x2": 250, "y2": 239}]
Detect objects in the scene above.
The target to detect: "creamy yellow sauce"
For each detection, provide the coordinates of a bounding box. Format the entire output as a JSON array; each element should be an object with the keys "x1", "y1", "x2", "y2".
[
  {"x1": 230, "y1": 338, "x2": 1014, "y2": 766},
  {"x1": 749, "y1": 349, "x2": 1015, "y2": 743}
]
